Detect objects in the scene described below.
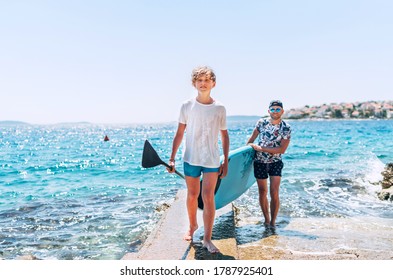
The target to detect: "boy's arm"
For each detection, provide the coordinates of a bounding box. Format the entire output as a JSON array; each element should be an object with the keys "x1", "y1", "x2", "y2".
[
  {"x1": 220, "y1": 129, "x2": 230, "y2": 178},
  {"x1": 168, "y1": 123, "x2": 186, "y2": 172}
]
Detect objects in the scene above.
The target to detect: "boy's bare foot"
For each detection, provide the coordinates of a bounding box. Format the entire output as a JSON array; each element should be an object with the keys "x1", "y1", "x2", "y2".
[
  {"x1": 183, "y1": 225, "x2": 198, "y2": 241},
  {"x1": 202, "y1": 240, "x2": 220, "y2": 254}
]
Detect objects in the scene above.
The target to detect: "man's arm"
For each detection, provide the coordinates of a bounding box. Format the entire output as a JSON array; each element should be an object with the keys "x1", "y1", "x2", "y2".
[
  {"x1": 246, "y1": 128, "x2": 259, "y2": 145},
  {"x1": 252, "y1": 138, "x2": 291, "y2": 155}
]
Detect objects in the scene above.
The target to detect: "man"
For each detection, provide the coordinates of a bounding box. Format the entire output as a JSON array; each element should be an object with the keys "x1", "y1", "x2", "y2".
[{"x1": 246, "y1": 100, "x2": 291, "y2": 229}]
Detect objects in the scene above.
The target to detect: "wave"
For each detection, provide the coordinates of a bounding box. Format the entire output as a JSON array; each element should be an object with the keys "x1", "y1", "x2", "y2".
[{"x1": 236, "y1": 153, "x2": 390, "y2": 220}]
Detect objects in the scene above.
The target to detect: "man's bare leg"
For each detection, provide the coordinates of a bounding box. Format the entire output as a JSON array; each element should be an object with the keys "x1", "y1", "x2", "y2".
[
  {"x1": 269, "y1": 176, "x2": 281, "y2": 228},
  {"x1": 184, "y1": 176, "x2": 200, "y2": 241},
  {"x1": 257, "y1": 179, "x2": 270, "y2": 226},
  {"x1": 201, "y1": 172, "x2": 220, "y2": 253}
]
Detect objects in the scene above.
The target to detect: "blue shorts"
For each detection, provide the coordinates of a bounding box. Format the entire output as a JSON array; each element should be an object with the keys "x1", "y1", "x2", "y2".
[
  {"x1": 184, "y1": 162, "x2": 220, "y2": 177},
  {"x1": 253, "y1": 160, "x2": 284, "y2": 179}
]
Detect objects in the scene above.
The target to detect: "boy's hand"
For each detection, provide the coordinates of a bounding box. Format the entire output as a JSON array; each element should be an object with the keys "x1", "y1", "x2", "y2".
[
  {"x1": 219, "y1": 159, "x2": 228, "y2": 179},
  {"x1": 167, "y1": 159, "x2": 175, "y2": 173}
]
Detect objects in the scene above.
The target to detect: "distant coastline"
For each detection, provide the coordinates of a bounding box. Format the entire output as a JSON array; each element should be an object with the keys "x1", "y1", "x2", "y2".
[
  {"x1": 0, "y1": 120, "x2": 30, "y2": 125},
  {"x1": 0, "y1": 121, "x2": 93, "y2": 126},
  {"x1": 284, "y1": 100, "x2": 393, "y2": 120},
  {"x1": 229, "y1": 100, "x2": 393, "y2": 122},
  {"x1": 2, "y1": 100, "x2": 393, "y2": 125}
]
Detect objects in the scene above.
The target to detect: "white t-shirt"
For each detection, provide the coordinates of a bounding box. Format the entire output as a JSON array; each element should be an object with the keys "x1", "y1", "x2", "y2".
[{"x1": 179, "y1": 98, "x2": 227, "y2": 168}]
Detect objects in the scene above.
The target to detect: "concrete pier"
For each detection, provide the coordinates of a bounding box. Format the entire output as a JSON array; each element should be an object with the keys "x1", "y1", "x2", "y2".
[
  {"x1": 122, "y1": 189, "x2": 236, "y2": 260},
  {"x1": 122, "y1": 190, "x2": 393, "y2": 260}
]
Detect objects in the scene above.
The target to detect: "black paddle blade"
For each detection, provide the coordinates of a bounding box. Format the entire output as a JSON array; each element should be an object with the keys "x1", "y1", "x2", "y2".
[
  {"x1": 141, "y1": 140, "x2": 185, "y2": 179},
  {"x1": 142, "y1": 140, "x2": 164, "y2": 168}
]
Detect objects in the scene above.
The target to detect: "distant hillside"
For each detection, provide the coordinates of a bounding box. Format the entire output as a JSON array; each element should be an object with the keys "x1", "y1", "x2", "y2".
[
  {"x1": 0, "y1": 120, "x2": 30, "y2": 125},
  {"x1": 0, "y1": 121, "x2": 93, "y2": 126},
  {"x1": 284, "y1": 100, "x2": 393, "y2": 120},
  {"x1": 56, "y1": 122, "x2": 92, "y2": 125},
  {"x1": 227, "y1": 115, "x2": 262, "y2": 122}
]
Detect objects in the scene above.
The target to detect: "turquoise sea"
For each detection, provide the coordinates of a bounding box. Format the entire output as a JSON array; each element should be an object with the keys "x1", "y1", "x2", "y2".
[{"x1": 0, "y1": 119, "x2": 392, "y2": 259}]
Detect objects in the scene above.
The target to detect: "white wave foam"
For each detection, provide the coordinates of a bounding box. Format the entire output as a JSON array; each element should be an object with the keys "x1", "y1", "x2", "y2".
[{"x1": 364, "y1": 154, "x2": 385, "y2": 184}]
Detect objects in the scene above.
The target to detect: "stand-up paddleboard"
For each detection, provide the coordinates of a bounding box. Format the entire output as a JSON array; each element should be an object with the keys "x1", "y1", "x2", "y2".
[
  {"x1": 198, "y1": 145, "x2": 256, "y2": 210},
  {"x1": 141, "y1": 140, "x2": 255, "y2": 210}
]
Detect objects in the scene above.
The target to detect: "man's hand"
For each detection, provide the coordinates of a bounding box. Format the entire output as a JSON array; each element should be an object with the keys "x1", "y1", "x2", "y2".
[{"x1": 249, "y1": 143, "x2": 263, "y2": 152}]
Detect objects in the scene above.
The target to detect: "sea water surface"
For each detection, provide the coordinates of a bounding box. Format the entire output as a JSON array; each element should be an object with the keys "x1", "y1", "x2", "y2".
[{"x1": 0, "y1": 119, "x2": 392, "y2": 259}]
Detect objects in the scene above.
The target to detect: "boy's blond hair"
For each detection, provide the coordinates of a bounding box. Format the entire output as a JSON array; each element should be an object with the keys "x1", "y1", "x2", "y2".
[{"x1": 191, "y1": 66, "x2": 216, "y2": 86}]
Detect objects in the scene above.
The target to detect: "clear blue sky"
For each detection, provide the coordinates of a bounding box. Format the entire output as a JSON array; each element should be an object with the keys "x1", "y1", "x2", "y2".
[{"x1": 1, "y1": 0, "x2": 392, "y2": 124}]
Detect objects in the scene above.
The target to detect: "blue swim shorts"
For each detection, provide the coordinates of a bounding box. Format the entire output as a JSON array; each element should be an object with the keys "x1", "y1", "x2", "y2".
[
  {"x1": 253, "y1": 160, "x2": 284, "y2": 179},
  {"x1": 183, "y1": 162, "x2": 220, "y2": 177}
]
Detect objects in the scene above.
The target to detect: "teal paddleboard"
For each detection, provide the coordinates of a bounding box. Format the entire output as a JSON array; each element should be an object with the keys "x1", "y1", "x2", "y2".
[{"x1": 198, "y1": 145, "x2": 256, "y2": 210}]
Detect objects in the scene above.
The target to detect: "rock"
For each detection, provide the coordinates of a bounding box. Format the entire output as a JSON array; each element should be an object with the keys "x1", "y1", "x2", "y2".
[
  {"x1": 378, "y1": 163, "x2": 393, "y2": 201},
  {"x1": 378, "y1": 188, "x2": 393, "y2": 201},
  {"x1": 155, "y1": 202, "x2": 170, "y2": 212},
  {"x1": 381, "y1": 163, "x2": 393, "y2": 189},
  {"x1": 16, "y1": 254, "x2": 40, "y2": 260}
]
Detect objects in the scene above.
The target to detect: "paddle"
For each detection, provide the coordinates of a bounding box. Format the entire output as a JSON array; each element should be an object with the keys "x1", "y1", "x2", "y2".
[{"x1": 141, "y1": 140, "x2": 185, "y2": 179}]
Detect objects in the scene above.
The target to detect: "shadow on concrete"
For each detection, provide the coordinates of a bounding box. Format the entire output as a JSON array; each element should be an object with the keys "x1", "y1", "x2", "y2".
[
  {"x1": 187, "y1": 210, "x2": 237, "y2": 260},
  {"x1": 212, "y1": 211, "x2": 236, "y2": 239},
  {"x1": 188, "y1": 242, "x2": 236, "y2": 260}
]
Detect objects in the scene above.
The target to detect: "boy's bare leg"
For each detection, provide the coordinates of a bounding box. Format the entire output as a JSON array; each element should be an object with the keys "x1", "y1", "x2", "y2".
[
  {"x1": 184, "y1": 176, "x2": 200, "y2": 241},
  {"x1": 201, "y1": 172, "x2": 220, "y2": 253}
]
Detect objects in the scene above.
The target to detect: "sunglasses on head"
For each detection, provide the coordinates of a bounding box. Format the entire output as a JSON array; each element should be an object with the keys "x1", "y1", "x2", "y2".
[{"x1": 269, "y1": 107, "x2": 282, "y2": 113}]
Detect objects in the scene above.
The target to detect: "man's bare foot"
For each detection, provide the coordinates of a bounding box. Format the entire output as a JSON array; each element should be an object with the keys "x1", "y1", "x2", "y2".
[
  {"x1": 202, "y1": 240, "x2": 220, "y2": 254},
  {"x1": 183, "y1": 225, "x2": 198, "y2": 241}
]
